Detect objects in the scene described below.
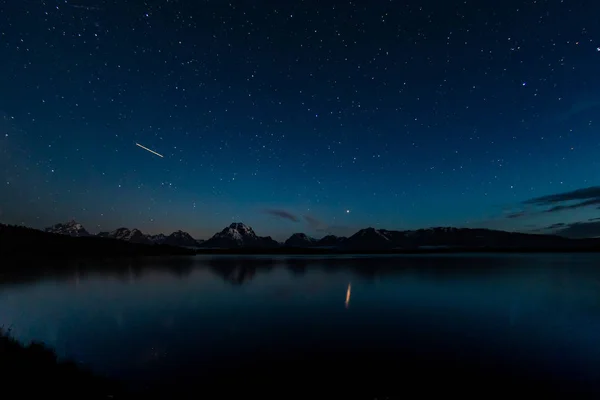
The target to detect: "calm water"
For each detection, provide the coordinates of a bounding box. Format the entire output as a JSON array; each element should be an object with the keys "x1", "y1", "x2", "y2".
[{"x1": 2, "y1": 254, "x2": 600, "y2": 395}]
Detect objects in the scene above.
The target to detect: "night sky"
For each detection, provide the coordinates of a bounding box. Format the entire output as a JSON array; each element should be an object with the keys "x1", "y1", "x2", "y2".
[{"x1": 1, "y1": 0, "x2": 600, "y2": 240}]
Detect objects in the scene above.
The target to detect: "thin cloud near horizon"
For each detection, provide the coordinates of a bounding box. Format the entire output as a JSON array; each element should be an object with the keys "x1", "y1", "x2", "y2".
[
  {"x1": 507, "y1": 186, "x2": 600, "y2": 218},
  {"x1": 499, "y1": 185, "x2": 600, "y2": 238},
  {"x1": 264, "y1": 209, "x2": 300, "y2": 222}
]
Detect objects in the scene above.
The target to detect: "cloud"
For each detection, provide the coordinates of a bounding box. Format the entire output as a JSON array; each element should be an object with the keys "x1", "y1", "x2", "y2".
[
  {"x1": 555, "y1": 221, "x2": 600, "y2": 239},
  {"x1": 304, "y1": 215, "x2": 322, "y2": 229},
  {"x1": 541, "y1": 222, "x2": 567, "y2": 231},
  {"x1": 524, "y1": 186, "x2": 600, "y2": 206},
  {"x1": 530, "y1": 218, "x2": 600, "y2": 238},
  {"x1": 506, "y1": 211, "x2": 527, "y2": 219},
  {"x1": 303, "y1": 215, "x2": 352, "y2": 236},
  {"x1": 528, "y1": 222, "x2": 565, "y2": 233},
  {"x1": 508, "y1": 186, "x2": 600, "y2": 218},
  {"x1": 544, "y1": 198, "x2": 600, "y2": 213},
  {"x1": 264, "y1": 209, "x2": 299, "y2": 222}
]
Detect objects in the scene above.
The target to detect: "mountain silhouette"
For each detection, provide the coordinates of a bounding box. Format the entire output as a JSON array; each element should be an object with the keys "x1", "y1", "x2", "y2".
[
  {"x1": 201, "y1": 223, "x2": 279, "y2": 248},
  {"x1": 31, "y1": 220, "x2": 600, "y2": 252}
]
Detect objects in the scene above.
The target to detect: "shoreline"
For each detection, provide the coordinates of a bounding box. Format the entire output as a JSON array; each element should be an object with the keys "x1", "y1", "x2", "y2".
[
  {"x1": 194, "y1": 246, "x2": 600, "y2": 255},
  {"x1": 0, "y1": 329, "x2": 123, "y2": 398}
]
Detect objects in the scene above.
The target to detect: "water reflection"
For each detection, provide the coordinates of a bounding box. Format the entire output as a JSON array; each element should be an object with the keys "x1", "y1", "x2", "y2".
[
  {"x1": 205, "y1": 257, "x2": 276, "y2": 285},
  {"x1": 3, "y1": 254, "x2": 600, "y2": 291},
  {"x1": 2, "y1": 254, "x2": 600, "y2": 395},
  {"x1": 285, "y1": 258, "x2": 308, "y2": 276},
  {"x1": 345, "y1": 282, "x2": 351, "y2": 309}
]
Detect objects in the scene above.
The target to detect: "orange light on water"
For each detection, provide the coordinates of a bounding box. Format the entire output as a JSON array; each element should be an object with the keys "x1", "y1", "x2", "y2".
[{"x1": 345, "y1": 283, "x2": 351, "y2": 308}]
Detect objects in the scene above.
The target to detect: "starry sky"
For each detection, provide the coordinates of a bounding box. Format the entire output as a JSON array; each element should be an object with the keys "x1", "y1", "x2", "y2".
[{"x1": 1, "y1": 0, "x2": 600, "y2": 240}]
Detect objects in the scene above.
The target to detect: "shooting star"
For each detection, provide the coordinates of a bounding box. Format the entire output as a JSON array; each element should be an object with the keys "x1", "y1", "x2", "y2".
[{"x1": 135, "y1": 143, "x2": 164, "y2": 158}]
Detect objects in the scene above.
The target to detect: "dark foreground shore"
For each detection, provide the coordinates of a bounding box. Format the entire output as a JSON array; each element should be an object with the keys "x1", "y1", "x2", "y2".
[
  {"x1": 3, "y1": 327, "x2": 599, "y2": 399},
  {"x1": 0, "y1": 329, "x2": 123, "y2": 399}
]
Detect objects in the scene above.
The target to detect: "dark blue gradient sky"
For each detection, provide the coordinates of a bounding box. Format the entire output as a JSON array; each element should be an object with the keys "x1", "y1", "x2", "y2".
[{"x1": 1, "y1": 0, "x2": 599, "y2": 240}]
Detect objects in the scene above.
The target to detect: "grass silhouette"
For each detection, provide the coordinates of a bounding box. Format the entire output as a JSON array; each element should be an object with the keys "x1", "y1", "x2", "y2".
[{"x1": 0, "y1": 328, "x2": 123, "y2": 398}]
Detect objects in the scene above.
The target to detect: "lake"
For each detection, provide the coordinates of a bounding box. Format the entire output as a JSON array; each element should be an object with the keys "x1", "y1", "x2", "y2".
[{"x1": 2, "y1": 254, "x2": 600, "y2": 396}]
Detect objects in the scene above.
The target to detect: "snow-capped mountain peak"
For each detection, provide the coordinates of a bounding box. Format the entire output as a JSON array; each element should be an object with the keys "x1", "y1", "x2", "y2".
[
  {"x1": 45, "y1": 220, "x2": 90, "y2": 237},
  {"x1": 202, "y1": 223, "x2": 278, "y2": 248},
  {"x1": 146, "y1": 233, "x2": 167, "y2": 244},
  {"x1": 111, "y1": 227, "x2": 132, "y2": 240},
  {"x1": 96, "y1": 227, "x2": 152, "y2": 244},
  {"x1": 170, "y1": 230, "x2": 190, "y2": 237},
  {"x1": 227, "y1": 223, "x2": 256, "y2": 238},
  {"x1": 218, "y1": 223, "x2": 258, "y2": 242},
  {"x1": 358, "y1": 227, "x2": 390, "y2": 240}
]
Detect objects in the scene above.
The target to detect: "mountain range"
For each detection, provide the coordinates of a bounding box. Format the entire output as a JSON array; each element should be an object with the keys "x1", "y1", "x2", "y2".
[
  {"x1": 41, "y1": 220, "x2": 600, "y2": 251},
  {"x1": 44, "y1": 221, "x2": 90, "y2": 237},
  {"x1": 46, "y1": 221, "x2": 204, "y2": 248}
]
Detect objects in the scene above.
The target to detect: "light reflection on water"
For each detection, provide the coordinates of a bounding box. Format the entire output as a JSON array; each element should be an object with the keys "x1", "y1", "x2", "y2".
[
  {"x1": 345, "y1": 282, "x2": 351, "y2": 309},
  {"x1": 1, "y1": 253, "x2": 600, "y2": 393}
]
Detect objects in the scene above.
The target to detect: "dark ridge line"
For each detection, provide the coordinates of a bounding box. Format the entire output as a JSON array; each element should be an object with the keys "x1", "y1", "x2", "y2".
[{"x1": 196, "y1": 246, "x2": 600, "y2": 255}]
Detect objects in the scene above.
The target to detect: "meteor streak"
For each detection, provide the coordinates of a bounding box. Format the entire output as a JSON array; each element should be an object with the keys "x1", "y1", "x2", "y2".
[{"x1": 135, "y1": 143, "x2": 164, "y2": 158}]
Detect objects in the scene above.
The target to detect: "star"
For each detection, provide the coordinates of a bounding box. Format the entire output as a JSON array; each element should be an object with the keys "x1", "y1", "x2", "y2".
[{"x1": 1, "y1": 0, "x2": 598, "y2": 241}]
